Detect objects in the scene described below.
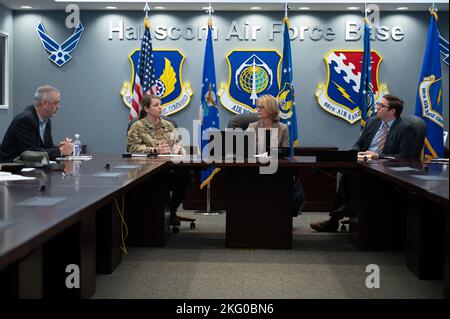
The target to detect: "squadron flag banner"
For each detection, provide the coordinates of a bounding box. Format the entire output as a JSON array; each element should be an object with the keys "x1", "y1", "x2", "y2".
[
  {"x1": 316, "y1": 50, "x2": 389, "y2": 124},
  {"x1": 414, "y1": 10, "x2": 444, "y2": 159},
  {"x1": 358, "y1": 20, "x2": 375, "y2": 129},
  {"x1": 277, "y1": 16, "x2": 299, "y2": 158},
  {"x1": 218, "y1": 50, "x2": 281, "y2": 114},
  {"x1": 121, "y1": 49, "x2": 193, "y2": 116},
  {"x1": 200, "y1": 18, "x2": 221, "y2": 189}
]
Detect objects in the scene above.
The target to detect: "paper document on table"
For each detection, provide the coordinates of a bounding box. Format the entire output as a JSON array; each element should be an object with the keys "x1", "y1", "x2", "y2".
[
  {"x1": 93, "y1": 172, "x2": 122, "y2": 178},
  {"x1": 411, "y1": 175, "x2": 448, "y2": 181},
  {"x1": 114, "y1": 165, "x2": 142, "y2": 169},
  {"x1": 254, "y1": 152, "x2": 269, "y2": 158},
  {"x1": 430, "y1": 158, "x2": 449, "y2": 163},
  {"x1": 0, "y1": 173, "x2": 36, "y2": 181},
  {"x1": 157, "y1": 154, "x2": 184, "y2": 157},
  {"x1": 56, "y1": 155, "x2": 93, "y2": 161},
  {"x1": 388, "y1": 167, "x2": 421, "y2": 172}
]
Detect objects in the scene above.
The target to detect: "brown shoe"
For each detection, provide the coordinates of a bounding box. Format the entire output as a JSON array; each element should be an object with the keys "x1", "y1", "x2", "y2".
[{"x1": 310, "y1": 219, "x2": 339, "y2": 232}]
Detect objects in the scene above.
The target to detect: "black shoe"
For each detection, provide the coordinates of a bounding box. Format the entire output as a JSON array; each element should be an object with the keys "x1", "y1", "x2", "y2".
[
  {"x1": 310, "y1": 218, "x2": 339, "y2": 232},
  {"x1": 330, "y1": 205, "x2": 348, "y2": 220}
]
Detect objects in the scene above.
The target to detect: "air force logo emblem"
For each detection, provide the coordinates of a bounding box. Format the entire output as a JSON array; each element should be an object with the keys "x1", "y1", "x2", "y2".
[
  {"x1": 316, "y1": 50, "x2": 389, "y2": 124},
  {"x1": 218, "y1": 50, "x2": 281, "y2": 114},
  {"x1": 121, "y1": 49, "x2": 192, "y2": 116},
  {"x1": 36, "y1": 20, "x2": 84, "y2": 67}
]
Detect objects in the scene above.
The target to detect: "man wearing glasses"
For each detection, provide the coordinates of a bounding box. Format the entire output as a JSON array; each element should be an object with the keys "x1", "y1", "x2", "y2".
[
  {"x1": 310, "y1": 94, "x2": 417, "y2": 232},
  {"x1": 0, "y1": 85, "x2": 73, "y2": 162}
]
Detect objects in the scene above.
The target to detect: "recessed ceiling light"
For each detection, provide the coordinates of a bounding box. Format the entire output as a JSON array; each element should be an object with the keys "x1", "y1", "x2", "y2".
[
  {"x1": 154, "y1": 6, "x2": 165, "y2": 10},
  {"x1": 105, "y1": 6, "x2": 117, "y2": 10},
  {"x1": 20, "y1": 5, "x2": 32, "y2": 9},
  {"x1": 347, "y1": 6, "x2": 361, "y2": 11},
  {"x1": 396, "y1": 7, "x2": 409, "y2": 10},
  {"x1": 299, "y1": 7, "x2": 311, "y2": 11},
  {"x1": 250, "y1": 6, "x2": 262, "y2": 10}
]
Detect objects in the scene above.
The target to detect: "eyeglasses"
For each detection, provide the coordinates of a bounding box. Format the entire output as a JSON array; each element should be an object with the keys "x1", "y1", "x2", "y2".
[{"x1": 377, "y1": 102, "x2": 390, "y2": 109}]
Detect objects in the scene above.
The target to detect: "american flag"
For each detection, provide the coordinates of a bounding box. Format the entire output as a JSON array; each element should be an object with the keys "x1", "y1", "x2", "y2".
[{"x1": 130, "y1": 17, "x2": 156, "y2": 120}]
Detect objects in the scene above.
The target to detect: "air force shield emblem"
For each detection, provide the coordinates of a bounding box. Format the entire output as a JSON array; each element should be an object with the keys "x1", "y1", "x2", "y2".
[
  {"x1": 218, "y1": 50, "x2": 281, "y2": 114},
  {"x1": 36, "y1": 20, "x2": 84, "y2": 67},
  {"x1": 120, "y1": 49, "x2": 193, "y2": 116},
  {"x1": 316, "y1": 50, "x2": 389, "y2": 124}
]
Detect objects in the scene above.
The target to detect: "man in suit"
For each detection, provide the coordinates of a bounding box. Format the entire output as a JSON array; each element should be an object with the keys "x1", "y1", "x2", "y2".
[
  {"x1": 0, "y1": 85, "x2": 73, "y2": 163},
  {"x1": 310, "y1": 94, "x2": 417, "y2": 232}
]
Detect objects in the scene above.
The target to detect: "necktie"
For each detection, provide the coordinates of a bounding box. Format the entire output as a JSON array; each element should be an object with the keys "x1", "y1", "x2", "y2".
[
  {"x1": 375, "y1": 122, "x2": 389, "y2": 155},
  {"x1": 39, "y1": 120, "x2": 46, "y2": 143}
]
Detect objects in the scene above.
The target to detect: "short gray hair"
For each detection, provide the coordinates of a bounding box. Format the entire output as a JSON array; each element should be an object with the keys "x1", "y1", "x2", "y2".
[{"x1": 34, "y1": 85, "x2": 59, "y2": 106}]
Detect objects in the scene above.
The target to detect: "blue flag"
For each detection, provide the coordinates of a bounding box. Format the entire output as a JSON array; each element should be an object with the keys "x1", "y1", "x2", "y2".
[
  {"x1": 414, "y1": 11, "x2": 444, "y2": 159},
  {"x1": 277, "y1": 17, "x2": 299, "y2": 159},
  {"x1": 358, "y1": 20, "x2": 375, "y2": 129},
  {"x1": 200, "y1": 19, "x2": 221, "y2": 189}
]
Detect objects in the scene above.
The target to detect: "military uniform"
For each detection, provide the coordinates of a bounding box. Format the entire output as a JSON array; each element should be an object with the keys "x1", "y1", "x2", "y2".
[{"x1": 127, "y1": 117, "x2": 186, "y2": 155}]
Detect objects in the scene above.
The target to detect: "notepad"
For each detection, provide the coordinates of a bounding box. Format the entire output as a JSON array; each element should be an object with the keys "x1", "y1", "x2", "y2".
[
  {"x1": 56, "y1": 155, "x2": 93, "y2": 161},
  {"x1": 113, "y1": 165, "x2": 141, "y2": 169},
  {"x1": 0, "y1": 173, "x2": 36, "y2": 182},
  {"x1": 93, "y1": 172, "x2": 122, "y2": 178},
  {"x1": 16, "y1": 197, "x2": 66, "y2": 206},
  {"x1": 388, "y1": 167, "x2": 421, "y2": 172},
  {"x1": 411, "y1": 175, "x2": 448, "y2": 181}
]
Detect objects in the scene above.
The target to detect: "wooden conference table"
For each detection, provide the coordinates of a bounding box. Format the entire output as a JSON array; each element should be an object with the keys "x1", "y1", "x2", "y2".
[
  {"x1": 0, "y1": 154, "x2": 448, "y2": 298},
  {"x1": 347, "y1": 159, "x2": 448, "y2": 298}
]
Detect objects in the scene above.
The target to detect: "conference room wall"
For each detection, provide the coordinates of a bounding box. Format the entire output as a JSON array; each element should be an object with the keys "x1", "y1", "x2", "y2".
[
  {"x1": 10, "y1": 10, "x2": 450, "y2": 154},
  {"x1": 0, "y1": 4, "x2": 13, "y2": 138}
]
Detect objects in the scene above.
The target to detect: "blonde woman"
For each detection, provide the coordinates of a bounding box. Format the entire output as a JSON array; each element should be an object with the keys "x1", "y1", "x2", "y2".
[{"x1": 247, "y1": 94, "x2": 289, "y2": 153}]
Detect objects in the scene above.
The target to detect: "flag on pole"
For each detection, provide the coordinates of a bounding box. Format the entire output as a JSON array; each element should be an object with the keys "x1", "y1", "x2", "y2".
[
  {"x1": 415, "y1": 9, "x2": 444, "y2": 159},
  {"x1": 129, "y1": 17, "x2": 156, "y2": 121},
  {"x1": 277, "y1": 16, "x2": 299, "y2": 159},
  {"x1": 200, "y1": 18, "x2": 220, "y2": 189},
  {"x1": 358, "y1": 19, "x2": 375, "y2": 129}
]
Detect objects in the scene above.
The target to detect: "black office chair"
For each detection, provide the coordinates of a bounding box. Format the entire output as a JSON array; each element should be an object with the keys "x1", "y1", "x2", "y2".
[
  {"x1": 402, "y1": 114, "x2": 427, "y2": 159},
  {"x1": 227, "y1": 113, "x2": 259, "y2": 130}
]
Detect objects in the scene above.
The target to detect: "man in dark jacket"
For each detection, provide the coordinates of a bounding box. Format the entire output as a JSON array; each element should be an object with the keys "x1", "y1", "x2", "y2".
[
  {"x1": 0, "y1": 85, "x2": 73, "y2": 163},
  {"x1": 310, "y1": 94, "x2": 417, "y2": 232}
]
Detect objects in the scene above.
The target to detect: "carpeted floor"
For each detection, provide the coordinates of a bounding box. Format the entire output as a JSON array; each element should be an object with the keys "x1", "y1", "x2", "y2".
[{"x1": 93, "y1": 211, "x2": 442, "y2": 299}]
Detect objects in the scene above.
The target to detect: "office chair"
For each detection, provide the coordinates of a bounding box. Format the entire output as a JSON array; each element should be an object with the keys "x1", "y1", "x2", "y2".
[
  {"x1": 402, "y1": 114, "x2": 427, "y2": 159},
  {"x1": 227, "y1": 113, "x2": 259, "y2": 130}
]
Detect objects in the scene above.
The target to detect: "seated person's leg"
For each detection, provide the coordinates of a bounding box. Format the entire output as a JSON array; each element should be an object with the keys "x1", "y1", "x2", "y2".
[
  {"x1": 310, "y1": 172, "x2": 349, "y2": 232},
  {"x1": 168, "y1": 168, "x2": 193, "y2": 222}
]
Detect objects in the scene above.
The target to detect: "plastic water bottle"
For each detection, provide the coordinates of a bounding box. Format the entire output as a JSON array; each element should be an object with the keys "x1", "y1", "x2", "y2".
[{"x1": 73, "y1": 134, "x2": 82, "y2": 157}]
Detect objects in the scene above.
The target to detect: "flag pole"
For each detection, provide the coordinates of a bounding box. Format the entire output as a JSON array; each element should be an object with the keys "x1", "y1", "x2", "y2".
[
  {"x1": 195, "y1": 3, "x2": 224, "y2": 217},
  {"x1": 144, "y1": 2, "x2": 150, "y2": 18}
]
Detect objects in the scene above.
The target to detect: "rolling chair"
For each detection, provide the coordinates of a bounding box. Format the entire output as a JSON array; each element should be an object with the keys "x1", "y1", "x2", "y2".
[
  {"x1": 227, "y1": 113, "x2": 259, "y2": 130},
  {"x1": 402, "y1": 114, "x2": 427, "y2": 160},
  {"x1": 126, "y1": 116, "x2": 196, "y2": 233}
]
